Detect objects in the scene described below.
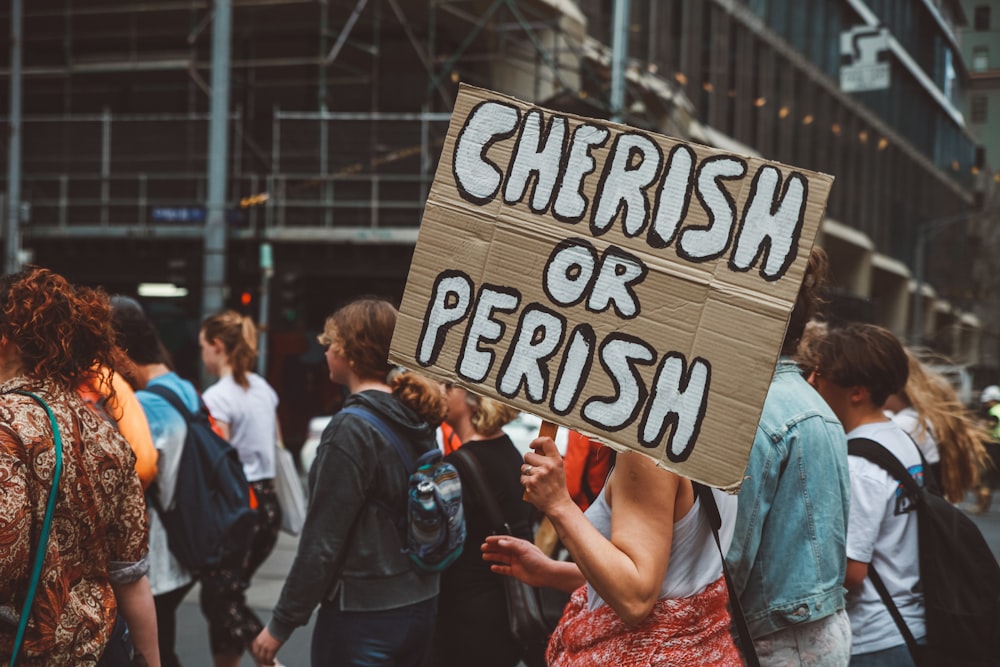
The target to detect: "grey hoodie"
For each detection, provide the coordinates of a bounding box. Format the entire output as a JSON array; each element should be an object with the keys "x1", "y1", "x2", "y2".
[{"x1": 267, "y1": 390, "x2": 439, "y2": 641}]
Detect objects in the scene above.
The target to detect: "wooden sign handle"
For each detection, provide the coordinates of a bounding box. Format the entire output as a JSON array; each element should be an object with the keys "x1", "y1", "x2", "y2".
[
  {"x1": 525, "y1": 420, "x2": 559, "y2": 502},
  {"x1": 537, "y1": 420, "x2": 559, "y2": 441}
]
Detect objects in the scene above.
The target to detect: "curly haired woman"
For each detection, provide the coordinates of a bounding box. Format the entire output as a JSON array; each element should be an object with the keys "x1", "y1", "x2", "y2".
[{"x1": 0, "y1": 267, "x2": 158, "y2": 666}]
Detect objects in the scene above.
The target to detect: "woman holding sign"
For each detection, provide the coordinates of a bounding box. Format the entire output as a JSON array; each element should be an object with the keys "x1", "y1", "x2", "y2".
[{"x1": 483, "y1": 434, "x2": 741, "y2": 665}]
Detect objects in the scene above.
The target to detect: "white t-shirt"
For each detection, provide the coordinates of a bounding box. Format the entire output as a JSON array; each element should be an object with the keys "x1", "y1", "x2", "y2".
[
  {"x1": 203, "y1": 372, "x2": 279, "y2": 482},
  {"x1": 584, "y1": 485, "x2": 737, "y2": 611},
  {"x1": 890, "y1": 407, "x2": 939, "y2": 464},
  {"x1": 846, "y1": 419, "x2": 926, "y2": 655}
]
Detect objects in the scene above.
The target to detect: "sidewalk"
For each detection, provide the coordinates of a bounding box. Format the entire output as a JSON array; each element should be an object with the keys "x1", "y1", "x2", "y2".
[{"x1": 175, "y1": 532, "x2": 315, "y2": 666}]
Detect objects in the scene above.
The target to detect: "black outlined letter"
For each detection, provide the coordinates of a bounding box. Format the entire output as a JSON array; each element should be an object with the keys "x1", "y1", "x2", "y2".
[
  {"x1": 730, "y1": 166, "x2": 808, "y2": 281},
  {"x1": 640, "y1": 354, "x2": 711, "y2": 462},
  {"x1": 453, "y1": 101, "x2": 521, "y2": 205},
  {"x1": 417, "y1": 271, "x2": 473, "y2": 366}
]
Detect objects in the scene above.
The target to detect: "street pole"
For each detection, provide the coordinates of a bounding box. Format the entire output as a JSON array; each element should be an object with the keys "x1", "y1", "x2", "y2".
[
  {"x1": 609, "y1": 0, "x2": 630, "y2": 123},
  {"x1": 5, "y1": 0, "x2": 23, "y2": 275},
  {"x1": 202, "y1": 0, "x2": 232, "y2": 321},
  {"x1": 909, "y1": 212, "x2": 973, "y2": 347},
  {"x1": 257, "y1": 242, "x2": 273, "y2": 376}
]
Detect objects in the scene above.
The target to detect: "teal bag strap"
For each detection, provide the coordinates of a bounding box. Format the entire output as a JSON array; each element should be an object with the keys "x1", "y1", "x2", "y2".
[{"x1": 9, "y1": 390, "x2": 63, "y2": 667}]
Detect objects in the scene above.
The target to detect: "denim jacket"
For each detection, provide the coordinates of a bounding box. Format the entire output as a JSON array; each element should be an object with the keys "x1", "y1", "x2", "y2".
[{"x1": 726, "y1": 358, "x2": 851, "y2": 639}]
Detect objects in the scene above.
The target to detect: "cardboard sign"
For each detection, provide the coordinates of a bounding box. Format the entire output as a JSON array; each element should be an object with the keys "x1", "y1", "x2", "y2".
[{"x1": 390, "y1": 84, "x2": 834, "y2": 489}]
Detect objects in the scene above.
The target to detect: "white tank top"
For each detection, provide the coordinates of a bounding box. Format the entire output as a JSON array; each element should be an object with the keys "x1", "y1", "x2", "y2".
[{"x1": 584, "y1": 484, "x2": 738, "y2": 611}]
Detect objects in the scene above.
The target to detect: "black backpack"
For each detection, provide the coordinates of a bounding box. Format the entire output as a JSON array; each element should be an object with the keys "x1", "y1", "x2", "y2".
[
  {"x1": 848, "y1": 437, "x2": 1000, "y2": 666},
  {"x1": 144, "y1": 384, "x2": 258, "y2": 573}
]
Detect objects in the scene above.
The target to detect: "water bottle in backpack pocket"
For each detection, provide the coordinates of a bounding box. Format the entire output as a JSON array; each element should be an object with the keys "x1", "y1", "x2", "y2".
[{"x1": 340, "y1": 406, "x2": 466, "y2": 572}]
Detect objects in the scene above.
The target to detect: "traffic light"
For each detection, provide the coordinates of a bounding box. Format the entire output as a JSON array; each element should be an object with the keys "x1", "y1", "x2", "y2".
[{"x1": 277, "y1": 272, "x2": 304, "y2": 322}]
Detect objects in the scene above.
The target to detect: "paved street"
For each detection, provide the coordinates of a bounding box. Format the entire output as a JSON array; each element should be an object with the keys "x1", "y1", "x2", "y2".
[
  {"x1": 173, "y1": 495, "x2": 1000, "y2": 666},
  {"x1": 175, "y1": 532, "x2": 315, "y2": 666}
]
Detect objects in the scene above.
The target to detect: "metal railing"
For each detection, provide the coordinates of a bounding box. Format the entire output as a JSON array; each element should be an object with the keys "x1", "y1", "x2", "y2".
[{"x1": 0, "y1": 109, "x2": 453, "y2": 240}]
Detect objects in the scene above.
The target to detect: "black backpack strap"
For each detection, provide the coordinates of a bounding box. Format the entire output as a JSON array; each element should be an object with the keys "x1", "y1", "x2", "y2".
[
  {"x1": 867, "y1": 564, "x2": 923, "y2": 664},
  {"x1": 847, "y1": 437, "x2": 922, "y2": 497},
  {"x1": 692, "y1": 482, "x2": 760, "y2": 667},
  {"x1": 847, "y1": 437, "x2": 925, "y2": 666},
  {"x1": 144, "y1": 383, "x2": 198, "y2": 423},
  {"x1": 340, "y1": 406, "x2": 415, "y2": 474},
  {"x1": 452, "y1": 447, "x2": 510, "y2": 536}
]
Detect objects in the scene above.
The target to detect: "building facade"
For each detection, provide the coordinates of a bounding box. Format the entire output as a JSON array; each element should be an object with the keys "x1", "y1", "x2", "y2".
[{"x1": 0, "y1": 0, "x2": 990, "y2": 437}]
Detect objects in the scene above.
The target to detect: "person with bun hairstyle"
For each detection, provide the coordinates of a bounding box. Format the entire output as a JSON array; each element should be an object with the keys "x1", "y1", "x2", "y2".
[
  {"x1": 430, "y1": 385, "x2": 535, "y2": 667},
  {"x1": 251, "y1": 298, "x2": 448, "y2": 667},
  {"x1": 0, "y1": 267, "x2": 159, "y2": 666},
  {"x1": 198, "y1": 310, "x2": 282, "y2": 667}
]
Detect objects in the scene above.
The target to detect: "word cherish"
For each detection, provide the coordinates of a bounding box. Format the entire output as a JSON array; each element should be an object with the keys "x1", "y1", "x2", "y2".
[{"x1": 452, "y1": 100, "x2": 810, "y2": 281}]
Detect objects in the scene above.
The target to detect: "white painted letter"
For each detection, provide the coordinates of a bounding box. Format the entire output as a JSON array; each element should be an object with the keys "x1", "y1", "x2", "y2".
[
  {"x1": 543, "y1": 239, "x2": 598, "y2": 307},
  {"x1": 586, "y1": 247, "x2": 648, "y2": 319},
  {"x1": 453, "y1": 101, "x2": 521, "y2": 205},
  {"x1": 552, "y1": 124, "x2": 610, "y2": 223},
  {"x1": 678, "y1": 155, "x2": 747, "y2": 262},
  {"x1": 640, "y1": 354, "x2": 711, "y2": 462},
  {"x1": 731, "y1": 166, "x2": 808, "y2": 281},
  {"x1": 497, "y1": 306, "x2": 566, "y2": 403},
  {"x1": 504, "y1": 110, "x2": 568, "y2": 213},
  {"x1": 582, "y1": 335, "x2": 655, "y2": 430},
  {"x1": 550, "y1": 324, "x2": 596, "y2": 415},
  {"x1": 417, "y1": 271, "x2": 473, "y2": 366},
  {"x1": 649, "y1": 144, "x2": 696, "y2": 248},
  {"x1": 591, "y1": 132, "x2": 662, "y2": 237},
  {"x1": 457, "y1": 285, "x2": 521, "y2": 383}
]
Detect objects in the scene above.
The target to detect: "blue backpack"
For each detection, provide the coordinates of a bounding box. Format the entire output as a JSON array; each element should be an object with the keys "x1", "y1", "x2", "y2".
[
  {"x1": 144, "y1": 384, "x2": 258, "y2": 573},
  {"x1": 340, "y1": 406, "x2": 466, "y2": 572}
]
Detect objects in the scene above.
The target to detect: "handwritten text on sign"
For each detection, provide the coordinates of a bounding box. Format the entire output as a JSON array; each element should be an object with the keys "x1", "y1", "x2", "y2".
[{"x1": 391, "y1": 85, "x2": 833, "y2": 488}]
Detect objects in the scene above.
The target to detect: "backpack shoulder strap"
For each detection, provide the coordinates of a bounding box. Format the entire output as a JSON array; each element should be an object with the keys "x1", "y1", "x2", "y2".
[
  {"x1": 692, "y1": 482, "x2": 760, "y2": 667},
  {"x1": 340, "y1": 405, "x2": 415, "y2": 474},
  {"x1": 8, "y1": 391, "x2": 64, "y2": 667},
  {"x1": 452, "y1": 447, "x2": 509, "y2": 535},
  {"x1": 144, "y1": 383, "x2": 197, "y2": 423},
  {"x1": 847, "y1": 437, "x2": 922, "y2": 497},
  {"x1": 846, "y1": 437, "x2": 924, "y2": 665}
]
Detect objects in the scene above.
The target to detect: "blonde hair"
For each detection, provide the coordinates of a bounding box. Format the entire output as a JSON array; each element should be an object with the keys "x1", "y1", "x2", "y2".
[
  {"x1": 201, "y1": 310, "x2": 258, "y2": 388},
  {"x1": 901, "y1": 350, "x2": 989, "y2": 502},
  {"x1": 466, "y1": 393, "x2": 519, "y2": 436}
]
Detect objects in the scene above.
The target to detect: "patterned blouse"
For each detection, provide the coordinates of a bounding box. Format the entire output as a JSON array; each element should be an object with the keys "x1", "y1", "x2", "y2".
[{"x1": 0, "y1": 376, "x2": 149, "y2": 666}]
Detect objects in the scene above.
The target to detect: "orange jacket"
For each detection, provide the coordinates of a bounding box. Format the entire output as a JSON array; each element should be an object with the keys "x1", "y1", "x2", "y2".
[
  {"x1": 562, "y1": 431, "x2": 614, "y2": 511},
  {"x1": 78, "y1": 368, "x2": 158, "y2": 490}
]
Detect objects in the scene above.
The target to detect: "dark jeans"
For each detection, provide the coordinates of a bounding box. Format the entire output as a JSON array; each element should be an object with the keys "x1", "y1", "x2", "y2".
[
  {"x1": 311, "y1": 597, "x2": 438, "y2": 667},
  {"x1": 154, "y1": 582, "x2": 196, "y2": 667},
  {"x1": 97, "y1": 614, "x2": 133, "y2": 667}
]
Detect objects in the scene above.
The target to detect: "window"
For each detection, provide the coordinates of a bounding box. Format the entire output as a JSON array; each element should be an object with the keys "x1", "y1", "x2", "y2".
[
  {"x1": 973, "y1": 46, "x2": 990, "y2": 72},
  {"x1": 975, "y1": 6, "x2": 991, "y2": 31},
  {"x1": 972, "y1": 96, "x2": 988, "y2": 124}
]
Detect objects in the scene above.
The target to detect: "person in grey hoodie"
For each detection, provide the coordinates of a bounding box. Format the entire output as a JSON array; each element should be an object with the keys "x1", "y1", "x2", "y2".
[{"x1": 251, "y1": 298, "x2": 448, "y2": 667}]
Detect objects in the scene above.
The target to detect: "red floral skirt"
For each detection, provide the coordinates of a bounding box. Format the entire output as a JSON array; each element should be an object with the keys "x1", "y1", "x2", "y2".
[{"x1": 546, "y1": 576, "x2": 743, "y2": 667}]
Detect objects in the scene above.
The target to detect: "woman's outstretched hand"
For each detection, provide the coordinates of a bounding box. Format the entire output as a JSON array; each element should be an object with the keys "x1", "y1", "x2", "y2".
[{"x1": 482, "y1": 535, "x2": 553, "y2": 587}]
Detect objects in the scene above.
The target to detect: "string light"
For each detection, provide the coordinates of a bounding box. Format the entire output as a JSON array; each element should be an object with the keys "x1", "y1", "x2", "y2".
[
  {"x1": 878, "y1": 137, "x2": 889, "y2": 150},
  {"x1": 754, "y1": 96, "x2": 767, "y2": 107},
  {"x1": 450, "y1": 70, "x2": 460, "y2": 83},
  {"x1": 674, "y1": 72, "x2": 688, "y2": 85},
  {"x1": 778, "y1": 106, "x2": 790, "y2": 119},
  {"x1": 703, "y1": 81, "x2": 714, "y2": 92},
  {"x1": 831, "y1": 123, "x2": 842, "y2": 135},
  {"x1": 951, "y1": 160, "x2": 960, "y2": 171},
  {"x1": 802, "y1": 114, "x2": 814, "y2": 125},
  {"x1": 971, "y1": 165, "x2": 981, "y2": 175},
  {"x1": 858, "y1": 130, "x2": 868, "y2": 143}
]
